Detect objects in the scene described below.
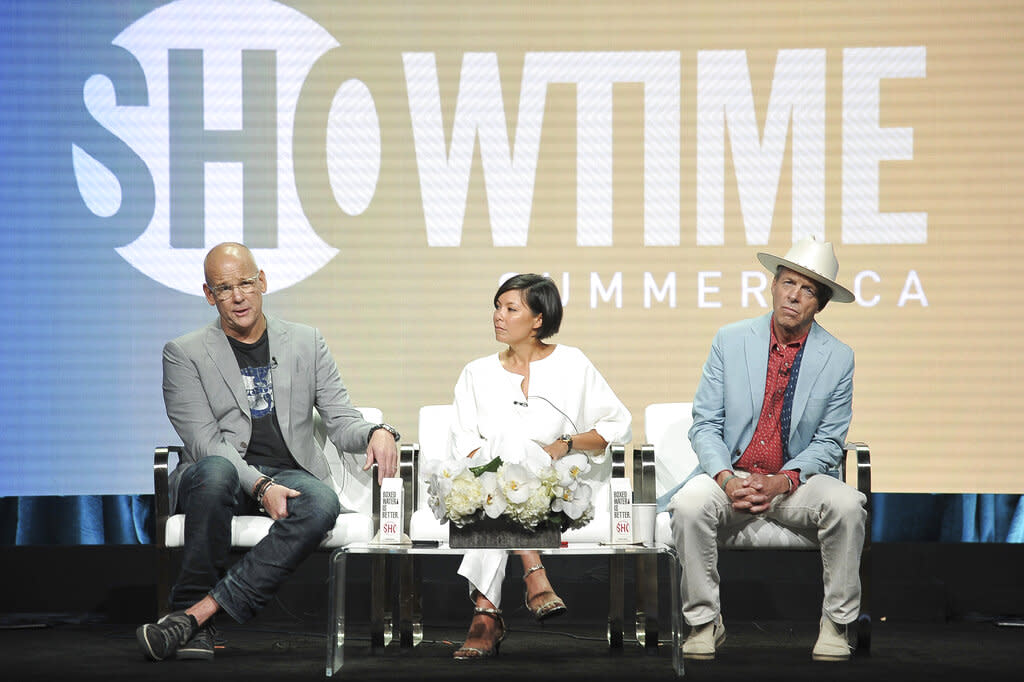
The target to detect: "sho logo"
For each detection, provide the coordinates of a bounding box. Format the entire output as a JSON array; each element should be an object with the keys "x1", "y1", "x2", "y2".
[{"x1": 73, "y1": 0, "x2": 379, "y2": 295}]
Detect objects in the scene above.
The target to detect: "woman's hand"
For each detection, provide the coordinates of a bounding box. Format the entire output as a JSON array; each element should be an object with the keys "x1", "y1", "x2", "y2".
[
  {"x1": 543, "y1": 429, "x2": 607, "y2": 461},
  {"x1": 543, "y1": 440, "x2": 571, "y2": 460}
]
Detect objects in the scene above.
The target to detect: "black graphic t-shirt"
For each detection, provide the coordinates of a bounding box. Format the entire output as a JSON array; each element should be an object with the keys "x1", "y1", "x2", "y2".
[{"x1": 227, "y1": 330, "x2": 297, "y2": 470}]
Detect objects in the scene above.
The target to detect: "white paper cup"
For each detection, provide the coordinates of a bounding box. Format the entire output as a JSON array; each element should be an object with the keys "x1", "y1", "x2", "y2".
[{"x1": 632, "y1": 502, "x2": 657, "y2": 545}]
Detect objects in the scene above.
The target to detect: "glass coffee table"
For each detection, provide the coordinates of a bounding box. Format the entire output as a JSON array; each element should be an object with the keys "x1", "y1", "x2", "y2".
[{"x1": 325, "y1": 542, "x2": 682, "y2": 677}]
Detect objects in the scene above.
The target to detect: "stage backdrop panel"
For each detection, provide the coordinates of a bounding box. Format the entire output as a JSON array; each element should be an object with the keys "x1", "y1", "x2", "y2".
[{"x1": 1, "y1": 0, "x2": 1021, "y2": 496}]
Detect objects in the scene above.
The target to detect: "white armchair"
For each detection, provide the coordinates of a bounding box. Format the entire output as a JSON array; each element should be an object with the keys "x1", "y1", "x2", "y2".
[
  {"x1": 635, "y1": 402, "x2": 871, "y2": 652},
  {"x1": 153, "y1": 407, "x2": 414, "y2": 646}
]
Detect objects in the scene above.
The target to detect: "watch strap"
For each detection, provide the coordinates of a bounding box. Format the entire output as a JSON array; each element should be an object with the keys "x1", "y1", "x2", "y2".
[{"x1": 368, "y1": 423, "x2": 401, "y2": 442}]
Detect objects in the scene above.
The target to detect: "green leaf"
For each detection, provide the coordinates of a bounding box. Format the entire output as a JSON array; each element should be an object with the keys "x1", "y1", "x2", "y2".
[{"x1": 469, "y1": 457, "x2": 503, "y2": 476}]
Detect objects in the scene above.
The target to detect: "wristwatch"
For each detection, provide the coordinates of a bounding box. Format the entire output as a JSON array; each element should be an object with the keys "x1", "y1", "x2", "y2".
[
  {"x1": 368, "y1": 423, "x2": 401, "y2": 443},
  {"x1": 558, "y1": 433, "x2": 574, "y2": 452}
]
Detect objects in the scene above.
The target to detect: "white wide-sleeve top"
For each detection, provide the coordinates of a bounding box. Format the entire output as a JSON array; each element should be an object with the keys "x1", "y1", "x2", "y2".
[{"x1": 447, "y1": 344, "x2": 632, "y2": 486}]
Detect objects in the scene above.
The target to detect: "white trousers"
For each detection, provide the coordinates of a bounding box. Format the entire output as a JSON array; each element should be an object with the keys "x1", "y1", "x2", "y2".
[
  {"x1": 458, "y1": 549, "x2": 513, "y2": 607},
  {"x1": 667, "y1": 472, "x2": 866, "y2": 626}
]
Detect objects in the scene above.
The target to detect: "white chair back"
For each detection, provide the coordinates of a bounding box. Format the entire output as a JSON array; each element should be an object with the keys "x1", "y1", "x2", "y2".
[
  {"x1": 644, "y1": 402, "x2": 698, "y2": 499},
  {"x1": 414, "y1": 404, "x2": 454, "y2": 506},
  {"x1": 318, "y1": 406, "x2": 382, "y2": 514},
  {"x1": 407, "y1": 404, "x2": 455, "y2": 542}
]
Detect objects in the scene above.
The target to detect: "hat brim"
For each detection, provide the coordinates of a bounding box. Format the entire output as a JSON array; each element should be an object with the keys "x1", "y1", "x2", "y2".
[{"x1": 757, "y1": 253, "x2": 856, "y2": 303}]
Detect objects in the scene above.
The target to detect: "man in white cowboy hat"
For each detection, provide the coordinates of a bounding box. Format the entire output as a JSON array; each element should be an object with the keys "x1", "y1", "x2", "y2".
[{"x1": 660, "y1": 237, "x2": 866, "y2": 662}]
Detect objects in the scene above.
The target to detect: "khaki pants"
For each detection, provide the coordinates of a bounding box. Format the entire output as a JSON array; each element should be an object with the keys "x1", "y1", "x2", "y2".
[{"x1": 667, "y1": 472, "x2": 866, "y2": 626}]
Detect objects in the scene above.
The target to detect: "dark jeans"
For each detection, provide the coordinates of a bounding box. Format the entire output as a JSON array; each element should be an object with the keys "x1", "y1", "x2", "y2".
[{"x1": 170, "y1": 457, "x2": 341, "y2": 623}]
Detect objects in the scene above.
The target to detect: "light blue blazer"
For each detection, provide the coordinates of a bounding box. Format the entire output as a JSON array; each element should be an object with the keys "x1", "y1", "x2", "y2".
[
  {"x1": 162, "y1": 315, "x2": 375, "y2": 512},
  {"x1": 658, "y1": 313, "x2": 854, "y2": 509}
]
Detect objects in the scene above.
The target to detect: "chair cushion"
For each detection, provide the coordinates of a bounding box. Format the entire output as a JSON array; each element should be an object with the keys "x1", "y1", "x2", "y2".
[
  {"x1": 409, "y1": 508, "x2": 449, "y2": 543},
  {"x1": 560, "y1": 511, "x2": 612, "y2": 543},
  {"x1": 164, "y1": 512, "x2": 374, "y2": 549},
  {"x1": 655, "y1": 510, "x2": 819, "y2": 550}
]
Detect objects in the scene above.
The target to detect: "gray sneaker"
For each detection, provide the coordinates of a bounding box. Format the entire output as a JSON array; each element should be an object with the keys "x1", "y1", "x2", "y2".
[
  {"x1": 812, "y1": 616, "x2": 852, "y2": 661},
  {"x1": 682, "y1": 614, "x2": 726, "y2": 660},
  {"x1": 136, "y1": 611, "x2": 199, "y2": 661},
  {"x1": 177, "y1": 622, "x2": 218, "y2": 660}
]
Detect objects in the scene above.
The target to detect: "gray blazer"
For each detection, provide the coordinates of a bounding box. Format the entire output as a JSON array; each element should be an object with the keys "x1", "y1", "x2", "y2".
[{"x1": 162, "y1": 315, "x2": 375, "y2": 512}]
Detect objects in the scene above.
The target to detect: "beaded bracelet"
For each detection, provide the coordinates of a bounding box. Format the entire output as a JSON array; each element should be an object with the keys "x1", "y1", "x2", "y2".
[{"x1": 719, "y1": 474, "x2": 740, "y2": 492}]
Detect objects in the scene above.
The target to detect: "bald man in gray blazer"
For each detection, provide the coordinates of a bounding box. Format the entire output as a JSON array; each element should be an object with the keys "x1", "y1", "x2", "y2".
[{"x1": 137, "y1": 243, "x2": 399, "y2": 662}]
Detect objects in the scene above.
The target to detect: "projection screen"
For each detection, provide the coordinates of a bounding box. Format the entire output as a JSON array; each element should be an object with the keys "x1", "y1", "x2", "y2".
[{"x1": 0, "y1": 0, "x2": 1021, "y2": 496}]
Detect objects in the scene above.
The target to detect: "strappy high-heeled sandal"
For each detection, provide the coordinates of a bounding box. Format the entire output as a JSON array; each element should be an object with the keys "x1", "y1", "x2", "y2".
[
  {"x1": 523, "y1": 563, "x2": 567, "y2": 621},
  {"x1": 453, "y1": 606, "x2": 506, "y2": 659}
]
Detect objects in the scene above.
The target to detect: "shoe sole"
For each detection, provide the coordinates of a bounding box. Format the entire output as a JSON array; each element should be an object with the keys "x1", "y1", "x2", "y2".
[
  {"x1": 453, "y1": 641, "x2": 501, "y2": 659},
  {"x1": 534, "y1": 604, "x2": 567, "y2": 622},
  {"x1": 453, "y1": 649, "x2": 498, "y2": 659},
  {"x1": 682, "y1": 651, "x2": 716, "y2": 660},
  {"x1": 812, "y1": 652, "x2": 851, "y2": 662},
  {"x1": 176, "y1": 648, "x2": 214, "y2": 661},
  {"x1": 136, "y1": 624, "x2": 166, "y2": 662}
]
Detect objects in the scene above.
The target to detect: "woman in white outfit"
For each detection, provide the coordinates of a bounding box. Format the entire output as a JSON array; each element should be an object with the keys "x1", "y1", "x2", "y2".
[{"x1": 448, "y1": 274, "x2": 632, "y2": 659}]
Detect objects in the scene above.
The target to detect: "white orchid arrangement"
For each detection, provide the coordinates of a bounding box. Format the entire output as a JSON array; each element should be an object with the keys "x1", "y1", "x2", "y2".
[{"x1": 424, "y1": 452, "x2": 596, "y2": 532}]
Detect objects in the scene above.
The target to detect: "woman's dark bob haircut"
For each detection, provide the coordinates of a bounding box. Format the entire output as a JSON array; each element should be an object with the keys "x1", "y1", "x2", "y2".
[{"x1": 494, "y1": 273, "x2": 563, "y2": 341}]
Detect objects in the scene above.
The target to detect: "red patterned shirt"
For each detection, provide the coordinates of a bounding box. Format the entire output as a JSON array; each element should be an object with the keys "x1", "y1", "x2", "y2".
[{"x1": 732, "y1": 319, "x2": 804, "y2": 491}]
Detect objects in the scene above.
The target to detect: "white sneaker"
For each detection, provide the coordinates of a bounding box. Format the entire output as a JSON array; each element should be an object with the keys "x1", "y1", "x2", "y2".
[
  {"x1": 682, "y1": 614, "x2": 726, "y2": 660},
  {"x1": 812, "y1": 616, "x2": 852, "y2": 661}
]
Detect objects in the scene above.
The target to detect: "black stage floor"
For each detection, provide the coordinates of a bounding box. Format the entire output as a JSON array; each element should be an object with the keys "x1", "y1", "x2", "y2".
[
  {"x1": 2, "y1": 616, "x2": 1021, "y2": 682},
  {"x1": 3, "y1": 544, "x2": 1023, "y2": 680}
]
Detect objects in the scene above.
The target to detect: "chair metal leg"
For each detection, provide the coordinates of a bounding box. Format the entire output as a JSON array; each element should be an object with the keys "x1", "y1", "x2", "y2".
[
  {"x1": 156, "y1": 547, "x2": 172, "y2": 619},
  {"x1": 370, "y1": 554, "x2": 391, "y2": 649},
  {"x1": 607, "y1": 555, "x2": 624, "y2": 648},
  {"x1": 857, "y1": 540, "x2": 872, "y2": 654},
  {"x1": 631, "y1": 444, "x2": 660, "y2": 649},
  {"x1": 634, "y1": 553, "x2": 660, "y2": 650},
  {"x1": 153, "y1": 446, "x2": 175, "y2": 619},
  {"x1": 399, "y1": 555, "x2": 422, "y2": 647},
  {"x1": 852, "y1": 441, "x2": 872, "y2": 654}
]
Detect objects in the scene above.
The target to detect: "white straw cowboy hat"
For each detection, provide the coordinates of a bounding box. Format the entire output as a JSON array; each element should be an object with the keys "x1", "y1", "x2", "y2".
[{"x1": 757, "y1": 237, "x2": 855, "y2": 303}]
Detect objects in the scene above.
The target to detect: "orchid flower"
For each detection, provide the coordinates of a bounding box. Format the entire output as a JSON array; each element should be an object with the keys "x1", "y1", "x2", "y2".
[
  {"x1": 552, "y1": 480, "x2": 593, "y2": 520},
  {"x1": 554, "y1": 453, "x2": 591, "y2": 487},
  {"x1": 478, "y1": 471, "x2": 508, "y2": 519},
  {"x1": 500, "y1": 463, "x2": 540, "y2": 504}
]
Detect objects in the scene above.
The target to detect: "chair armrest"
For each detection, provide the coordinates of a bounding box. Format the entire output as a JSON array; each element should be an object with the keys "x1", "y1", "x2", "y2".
[
  {"x1": 632, "y1": 444, "x2": 656, "y2": 504},
  {"x1": 843, "y1": 441, "x2": 871, "y2": 497},
  {"x1": 370, "y1": 443, "x2": 418, "y2": 534},
  {"x1": 400, "y1": 443, "x2": 417, "y2": 532},
  {"x1": 370, "y1": 462, "x2": 380, "y2": 529},
  {"x1": 153, "y1": 446, "x2": 182, "y2": 550},
  {"x1": 843, "y1": 441, "x2": 872, "y2": 535},
  {"x1": 610, "y1": 442, "x2": 626, "y2": 480}
]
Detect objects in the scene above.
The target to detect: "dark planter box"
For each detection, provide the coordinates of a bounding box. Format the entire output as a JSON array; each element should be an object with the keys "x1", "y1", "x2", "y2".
[{"x1": 449, "y1": 516, "x2": 561, "y2": 548}]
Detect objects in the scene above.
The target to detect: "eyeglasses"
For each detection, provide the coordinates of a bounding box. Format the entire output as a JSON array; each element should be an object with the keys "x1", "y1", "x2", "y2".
[{"x1": 208, "y1": 275, "x2": 260, "y2": 301}]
